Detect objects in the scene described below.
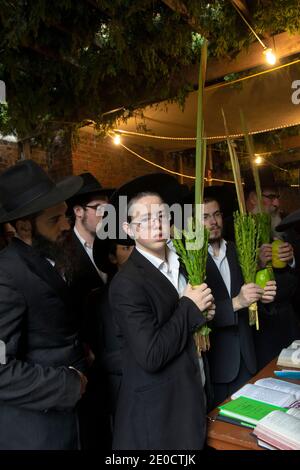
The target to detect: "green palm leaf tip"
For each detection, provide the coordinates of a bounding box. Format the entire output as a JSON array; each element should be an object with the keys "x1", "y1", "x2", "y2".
[
  {"x1": 234, "y1": 211, "x2": 260, "y2": 283},
  {"x1": 173, "y1": 221, "x2": 211, "y2": 336},
  {"x1": 173, "y1": 221, "x2": 209, "y2": 287},
  {"x1": 255, "y1": 213, "x2": 271, "y2": 245}
]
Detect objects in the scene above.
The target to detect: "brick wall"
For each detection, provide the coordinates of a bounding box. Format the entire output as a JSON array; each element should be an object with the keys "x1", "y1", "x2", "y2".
[
  {"x1": 0, "y1": 139, "x2": 19, "y2": 172},
  {"x1": 72, "y1": 129, "x2": 184, "y2": 189},
  {"x1": 0, "y1": 134, "x2": 73, "y2": 181}
]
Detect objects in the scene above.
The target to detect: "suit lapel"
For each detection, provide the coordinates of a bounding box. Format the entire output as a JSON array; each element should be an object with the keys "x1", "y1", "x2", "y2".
[
  {"x1": 72, "y1": 232, "x2": 104, "y2": 285},
  {"x1": 12, "y1": 238, "x2": 69, "y2": 301},
  {"x1": 226, "y1": 241, "x2": 243, "y2": 297},
  {"x1": 130, "y1": 248, "x2": 180, "y2": 300},
  {"x1": 206, "y1": 253, "x2": 230, "y2": 298}
]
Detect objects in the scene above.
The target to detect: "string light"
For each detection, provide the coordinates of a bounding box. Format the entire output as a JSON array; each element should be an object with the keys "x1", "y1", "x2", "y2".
[
  {"x1": 113, "y1": 133, "x2": 121, "y2": 145},
  {"x1": 263, "y1": 48, "x2": 277, "y2": 66},
  {"x1": 108, "y1": 133, "x2": 236, "y2": 183},
  {"x1": 254, "y1": 155, "x2": 263, "y2": 165}
]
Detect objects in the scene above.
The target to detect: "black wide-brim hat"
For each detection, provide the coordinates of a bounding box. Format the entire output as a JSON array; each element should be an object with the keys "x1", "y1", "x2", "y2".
[
  {"x1": 243, "y1": 166, "x2": 287, "y2": 193},
  {"x1": 276, "y1": 209, "x2": 300, "y2": 232},
  {"x1": 0, "y1": 159, "x2": 83, "y2": 223},
  {"x1": 109, "y1": 172, "x2": 189, "y2": 207},
  {"x1": 103, "y1": 172, "x2": 188, "y2": 243},
  {"x1": 74, "y1": 172, "x2": 114, "y2": 197}
]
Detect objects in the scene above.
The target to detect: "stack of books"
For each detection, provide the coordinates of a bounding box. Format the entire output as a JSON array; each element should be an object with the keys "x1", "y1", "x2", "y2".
[
  {"x1": 253, "y1": 408, "x2": 300, "y2": 450},
  {"x1": 217, "y1": 376, "x2": 300, "y2": 449}
]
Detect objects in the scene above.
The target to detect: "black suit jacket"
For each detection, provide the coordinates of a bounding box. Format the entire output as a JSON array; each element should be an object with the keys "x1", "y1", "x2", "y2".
[
  {"x1": 0, "y1": 238, "x2": 86, "y2": 450},
  {"x1": 109, "y1": 248, "x2": 208, "y2": 450},
  {"x1": 206, "y1": 241, "x2": 257, "y2": 384},
  {"x1": 254, "y1": 267, "x2": 300, "y2": 369},
  {"x1": 69, "y1": 231, "x2": 105, "y2": 334}
]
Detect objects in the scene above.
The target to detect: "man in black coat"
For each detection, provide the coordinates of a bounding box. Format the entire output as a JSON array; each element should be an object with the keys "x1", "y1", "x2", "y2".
[
  {"x1": 0, "y1": 160, "x2": 87, "y2": 450},
  {"x1": 67, "y1": 173, "x2": 114, "y2": 448},
  {"x1": 203, "y1": 197, "x2": 277, "y2": 408},
  {"x1": 109, "y1": 190, "x2": 215, "y2": 450}
]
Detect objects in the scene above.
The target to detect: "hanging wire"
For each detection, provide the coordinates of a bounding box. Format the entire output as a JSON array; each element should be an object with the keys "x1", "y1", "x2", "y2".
[
  {"x1": 108, "y1": 132, "x2": 236, "y2": 183},
  {"x1": 231, "y1": 1, "x2": 267, "y2": 49}
]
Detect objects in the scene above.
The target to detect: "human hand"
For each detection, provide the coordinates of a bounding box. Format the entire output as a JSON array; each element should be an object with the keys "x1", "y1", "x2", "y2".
[
  {"x1": 277, "y1": 242, "x2": 294, "y2": 263},
  {"x1": 258, "y1": 244, "x2": 272, "y2": 268},
  {"x1": 183, "y1": 283, "x2": 214, "y2": 312},
  {"x1": 261, "y1": 280, "x2": 277, "y2": 304},
  {"x1": 233, "y1": 283, "x2": 264, "y2": 311},
  {"x1": 206, "y1": 302, "x2": 216, "y2": 321}
]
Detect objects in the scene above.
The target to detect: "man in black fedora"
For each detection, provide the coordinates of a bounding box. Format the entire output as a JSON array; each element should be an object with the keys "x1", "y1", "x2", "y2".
[
  {"x1": 0, "y1": 160, "x2": 88, "y2": 450},
  {"x1": 67, "y1": 172, "x2": 113, "y2": 448},
  {"x1": 244, "y1": 166, "x2": 299, "y2": 368},
  {"x1": 68, "y1": 172, "x2": 113, "y2": 300}
]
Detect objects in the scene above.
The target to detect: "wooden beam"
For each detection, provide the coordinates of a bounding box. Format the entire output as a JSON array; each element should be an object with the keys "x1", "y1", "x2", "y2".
[
  {"x1": 185, "y1": 32, "x2": 300, "y2": 84},
  {"x1": 231, "y1": 0, "x2": 252, "y2": 21},
  {"x1": 161, "y1": 0, "x2": 208, "y2": 36}
]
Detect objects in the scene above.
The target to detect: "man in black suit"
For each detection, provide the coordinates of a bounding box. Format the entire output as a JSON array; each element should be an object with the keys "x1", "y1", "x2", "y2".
[
  {"x1": 68, "y1": 172, "x2": 111, "y2": 297},
  {"x1": 109, "y1": 190, "x2": 215, "y2": 450},
  {"x1": 67, "y1": 173, "x2": 114, "y2": 448},
  {"x1": 244, "y1": 169, "x2": 298, "y2": 368},
  {"x1": 203, "y1": 197, "x2": 277, "y2": 408},
  {"x1": 0, "y1": 160, "x2": 87, "y2": 449}
]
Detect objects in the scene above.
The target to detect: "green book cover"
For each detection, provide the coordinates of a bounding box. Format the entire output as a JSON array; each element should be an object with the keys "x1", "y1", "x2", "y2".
[{"x1": 218, "y1": 396, "x2": 287, "y2": 426}]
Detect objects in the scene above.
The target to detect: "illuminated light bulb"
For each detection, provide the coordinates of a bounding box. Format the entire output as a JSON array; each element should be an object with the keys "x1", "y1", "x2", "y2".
[
  {"x1": 255, "y1": 155, "x2": 263, "y2": 165},
  {"x1": 113, "y1": 134, "x2": 121, "y2": 145},
  {"x1": 263, "y1": 48, "x2": 276, "y2": 66}
]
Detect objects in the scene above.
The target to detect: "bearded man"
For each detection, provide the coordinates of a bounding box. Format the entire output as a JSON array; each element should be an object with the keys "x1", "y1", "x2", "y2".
[{"x1": 0, "y1": 160, "x2": 87, "y2": 450}]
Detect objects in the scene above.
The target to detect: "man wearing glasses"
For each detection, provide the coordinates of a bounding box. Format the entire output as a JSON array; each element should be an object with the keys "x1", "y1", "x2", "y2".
[
  {"x1": 69, "y1": 172, "x2": 110, "y2": 289},
  {"x1": 244, "y1": 167, "x2": 299, "y2": 369},
  {"x1": 67, "y1": 172, "x2": 112, "y2": 448},
  {"x1": 109, "y1": 186, "x2": 215, "y2": 450},
  {"x1": 203, "y1": 196, "x2": 276, "y2": 408}
]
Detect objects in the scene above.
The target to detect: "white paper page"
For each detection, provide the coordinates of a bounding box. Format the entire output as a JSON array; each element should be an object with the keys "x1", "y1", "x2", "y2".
[
  {"x1": 277, "y1": 348, "x2": 300, "y2": 368},
  {"x1": 287, "y1": 408, "x2": 300, "y2": 419},
  {"x1": 256, "y1": 410, "x2": 300, "y2": 447},
  {"x1": 231, "y1": 383, "x2": 295, "y2": 407},
  {"x1": 255, "y1": 377, "x2": 300, "y2": 400}
]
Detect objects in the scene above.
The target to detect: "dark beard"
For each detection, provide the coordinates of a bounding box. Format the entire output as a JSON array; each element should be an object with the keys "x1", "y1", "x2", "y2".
[{"x1": 32, "y1": 229, "x2": 77, "y2": 283}]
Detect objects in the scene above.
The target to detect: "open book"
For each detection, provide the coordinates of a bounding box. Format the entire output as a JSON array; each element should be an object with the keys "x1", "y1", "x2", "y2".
[
  {"x1": 253, "y1": 408, "x2": 300, "y2": 450},
  {"x1": 231, "y1": 377, "x2": 300, "y2": 407},
  {"x1": 277, "y1": 342, "x2": 300, "y2": 368}
]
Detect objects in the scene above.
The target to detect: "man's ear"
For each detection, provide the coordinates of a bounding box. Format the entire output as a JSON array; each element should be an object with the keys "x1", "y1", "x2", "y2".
[
  {"x1": 15, "y1": 219, "x2": 32, "y2": 245},
  {"x1": 249, "y1": 191, "x2": 257, "y2": 205},
  {"x1": 73, "y1": 205, "x2": 84, "y2": 218},
  {"x1": 123, "y1": 221, "x2": 135, "y2": 239}
]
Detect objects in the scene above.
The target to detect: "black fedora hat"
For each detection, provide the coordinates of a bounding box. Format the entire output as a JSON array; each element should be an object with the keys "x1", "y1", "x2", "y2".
[
  {"x1": 109, "y1": 173, "x2": 188, "y2": 207},
  {"x1": 0, "y1": 159, "x2": 83, "y2": 223},
  {"x1": 75, "y1": 172, "x2": 114, "y2": 198},
  {"x1": 276, "y1": 209, "x2": 300, "y2": 232},
  {"x1": 106, "y1": 173, "x2": 187, "y2": 243},
  {"x1": 243, "y1": 166, "x2": 286, "y2": 193}
]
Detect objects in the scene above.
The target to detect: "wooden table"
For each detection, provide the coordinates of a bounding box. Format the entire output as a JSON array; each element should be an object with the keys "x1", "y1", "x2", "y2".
[{"x1": 207, "y1": 358, "x2": 299, "y2": 450}]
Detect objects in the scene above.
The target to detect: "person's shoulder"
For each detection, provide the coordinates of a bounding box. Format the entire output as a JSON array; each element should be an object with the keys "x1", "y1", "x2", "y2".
[{"x1": 224, "y1": 239, "x2": 236, "y2": 249}]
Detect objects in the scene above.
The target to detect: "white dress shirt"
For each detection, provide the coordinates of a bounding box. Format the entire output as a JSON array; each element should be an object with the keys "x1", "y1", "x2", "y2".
[
  {"x1": 74, "y1": 227, "x2": 107, "y2": 284},
  {"x1": 208, "y1": 239, "x2": 231, "y2": 295},
  {"x1": 136, "y1": 245, "x2": 206, "y2": 386}
]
